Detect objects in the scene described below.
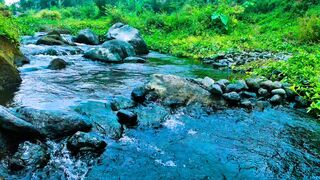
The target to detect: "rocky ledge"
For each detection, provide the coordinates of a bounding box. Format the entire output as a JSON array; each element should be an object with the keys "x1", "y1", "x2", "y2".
[{"x1": 203, "y1": 51, "x2": 291, "y2": 69}]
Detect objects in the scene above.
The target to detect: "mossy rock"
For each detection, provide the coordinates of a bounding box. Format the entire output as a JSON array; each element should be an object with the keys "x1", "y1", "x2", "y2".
[{"x1": 0, "y1": 36, "x2": 22, "y2": 90}]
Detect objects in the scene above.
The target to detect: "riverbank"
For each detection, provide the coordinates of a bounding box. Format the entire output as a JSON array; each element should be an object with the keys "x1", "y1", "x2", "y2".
[{"x1": 13, "y1": 3, "x2": 320, "y2": 115}]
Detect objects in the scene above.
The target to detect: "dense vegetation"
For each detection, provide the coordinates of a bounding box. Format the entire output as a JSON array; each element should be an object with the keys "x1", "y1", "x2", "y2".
[{"x1": 2, "y1": 0, "x2": 320, "y2": 115}]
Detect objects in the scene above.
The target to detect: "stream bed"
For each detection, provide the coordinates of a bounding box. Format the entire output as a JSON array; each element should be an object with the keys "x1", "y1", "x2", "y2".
[{"x1": 0, "y1": 35, "x2": 319, "y2": 179}]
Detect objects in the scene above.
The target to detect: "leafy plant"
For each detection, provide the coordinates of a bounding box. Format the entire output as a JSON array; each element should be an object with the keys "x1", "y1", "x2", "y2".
[
  {"x1": 35, "y1": 9, "x2": 62, "y2": 20},
  {"x1": 298, "y1": 15, "x2": 320, "y2": 43}
]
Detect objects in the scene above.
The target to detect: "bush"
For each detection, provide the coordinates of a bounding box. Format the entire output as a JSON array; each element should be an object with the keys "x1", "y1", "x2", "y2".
[
  {"x1": 0, "y1": 15, "x2": 19, "y2": 44},
  {"x1": 35, "y1": 9, "x2": 62, "y2": 20},
  {"x1": 298, "y1": 16, "x2": 320, "y2": 43},
  {"x1": 60, "y1": 5, "x2": 100, "y2": 19}
]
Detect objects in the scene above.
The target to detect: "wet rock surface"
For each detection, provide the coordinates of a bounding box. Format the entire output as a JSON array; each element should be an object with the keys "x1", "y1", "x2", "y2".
[
  {"x1": 67, "y1": 131, "x2": 107, "y2": 154},
  {"x1": 83, "y1": 39, "x2": 135, "y2": 63},
  {"x1": 74, "y1": 29, "x2": 99, "y2": 45},
  {"x1": 15, "y1": 107, "x2": 92, "y2": 139},
  {"x1": 8, "y1": 141, "x2": 49, "y2": 171},
  {"x1": 48, "y1": 58, "x2": 68, "y2": 70}
]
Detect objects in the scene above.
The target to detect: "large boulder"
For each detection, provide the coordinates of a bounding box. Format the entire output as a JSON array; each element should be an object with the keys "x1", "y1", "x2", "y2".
[
  {"x1": 73, "y1": 100, "x2": 122, "y2": 139},
  {"x1": 143, "y1": 74, "x2": 226, "y2": 108},
  {"x1": 0, "y1": 106, "x2": 42, "y2": 138},
  {"x1": 106, "y1": 23, "x2": 149, "y2": 55},
  {"x1": 0, "y1": 36, "x2": 23, "y2": 91},
  {"x1": 83, "y1": 40, "x2": 135, "y2": 63},
  {"x1": 74, "y1": 29, "x2": 99, "y2": 45},
  {"x1": 15, "y1": 107, "x2": 92, "y2": 139}
]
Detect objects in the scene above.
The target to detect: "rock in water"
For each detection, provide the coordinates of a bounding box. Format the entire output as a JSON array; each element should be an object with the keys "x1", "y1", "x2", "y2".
[
  {"x1": 117, "y1": 110, "x2": 138, "y2": 127},
  {"x1": 131, "y1": 86, "x2": 147, "y2": 103},
  {"x1": 8, "y1": 141, "x2": 49, "y2": 171},
  {"x1": 106, "y1": 23, "x2": 149, "y2": 55},
  {"x1": 48, "y1": 58, "x2": 67, "y2": 70},
  {"x1": 0, "y1": 106, "x2": 42, "y2": 138},
  {"x1": 67, "y1": 131, "x2": 107, "y2": 154},
  {"x1": 36, "y1": 31, "x2": 71, "y2": 46},
  {"x1": 83, "y1": 40, "x2": 135, "y2": 63},
  {"x1": 74, "y1": 29, "x2": 99, "y2": 45},
  {"x1": 16, "y1": 107, "x2": 92, "y2": 139},
  {"x1": 144, "y1": 74, "x2": 226, "y2": 108}
]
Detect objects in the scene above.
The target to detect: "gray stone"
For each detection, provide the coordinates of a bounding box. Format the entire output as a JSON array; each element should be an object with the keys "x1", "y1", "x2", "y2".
[
  {"x1": 74, "y1": 29, "x2": 99, "y2": 45},
  {"x1": 226, "y1": 80, "x2": 248, "y2": 92},
  {"x1": 117, "y1": 110, "x2": 138, "y2": 127},
  {"x1": 106, "y1": 23, "x2": 149, "y2": 55},
  {"x1": 84, "y1": 40, "x2": 136, "y2": 63},
  {"x1": 223, "y1": 92, "x2": 241, "y2": 102},
  {"x1": 271, "y1": 88, "x2": 286, "y2": 96},
  {"x1": 258, "y1": 88, "x2": 269, "y2": 98},
  {"x1": 240, "y1": 91, "x2": 257, "y2": 98},
  {"x1": 48, "y1": 58, "x2": 67, "y2": 70},
  {"x1": 270, "y1": 95, "x2": 282, "y2": 104},
  {"x1": 209, "y1": 84, "x2": 223, "y2": 96},
  {"x1": 200, "y1": 77, "x2": 215, "y2": 90},
  {"x1": 67, "y1": 131, "x2": 107, "y2": 154},
  {"x1": 245, "y1": 78, "x2": 263, "y2": 90}
]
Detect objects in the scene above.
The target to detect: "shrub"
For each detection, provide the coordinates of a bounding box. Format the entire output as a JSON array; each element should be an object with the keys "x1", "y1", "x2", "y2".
[
  {"x1": 298, "y1": 16, "x2": 320, "y2": 43},
  {"x1": 0, "y1": 15, "x2": 19, "y2": 44},
  {"x1": 35, "y1": 9, "x2": 62, "y2": 20}
]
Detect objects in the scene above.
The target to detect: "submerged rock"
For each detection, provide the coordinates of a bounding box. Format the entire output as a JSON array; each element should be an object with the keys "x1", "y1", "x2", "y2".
[
  {"x1": 67, "y1": 131, "x2": 107, "y2": 154},
  {"x1": 8, "y1": 141, "x2": 49, "y2": 171},
  {"x1": 83, "y1": 40, "x2": 135, "y2": 63},
  {"x1": 74, "y1": 29, "x2": 99, "y2": 45},
  {"x1": 48, "y1": 58, "x2": 68, "y2": 70},
  {"x1": 0, "y1": 106, "x2": 42, "y2": 138},
  {"x1": 123, "y1": 56, "x2": 147, "y2": 63},
  {"x1": 106, "y1": 23, "x2": 149, "y2": 55},
  {"x1": 16, "y1": 107, "x2": 92, "y2": 139}
]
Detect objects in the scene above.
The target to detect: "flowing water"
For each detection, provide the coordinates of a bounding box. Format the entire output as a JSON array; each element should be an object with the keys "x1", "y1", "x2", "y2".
[{"x1": 0, "y1": 35, "x2": 320, "y2": 179}]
